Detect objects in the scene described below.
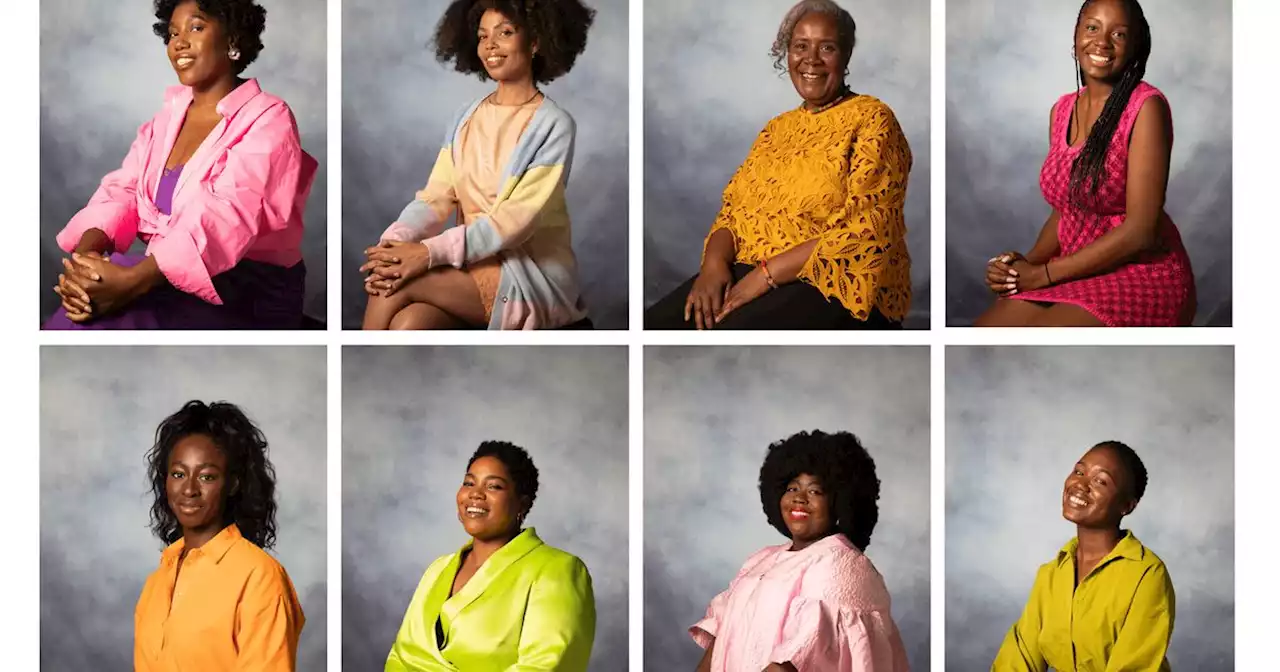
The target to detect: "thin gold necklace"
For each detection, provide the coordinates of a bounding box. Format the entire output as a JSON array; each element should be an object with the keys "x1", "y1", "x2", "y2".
[{"x1": 487, "y1": 88, "x2": 542, "y2": 107}]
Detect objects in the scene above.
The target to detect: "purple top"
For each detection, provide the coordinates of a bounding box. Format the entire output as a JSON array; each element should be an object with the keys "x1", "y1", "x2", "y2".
[{"x1": 155, "y1": 164, "x2": 184, "y2": 216}]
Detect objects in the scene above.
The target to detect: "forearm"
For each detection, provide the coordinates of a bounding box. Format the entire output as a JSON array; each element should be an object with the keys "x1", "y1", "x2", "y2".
[
  {"x1": 1023, "y1": 211, "x2": 1061, "y2": 265},
  {"x1": 702, "y1": 228, "x2": 737, "y2": 271},
  {"x1": 695, "y1": 639, "x2": 715, "y2": 672},
  {"x1": 1048, "y1": 217, "x2": 1158, "y2": 284},
  {"x1": 764, "y1": 239, "x2": 819, "y2": 285},
  {"x1": 74, "y1": 228, "x2": 115, "y2": 256},
  {"x1": 124, "y1": 255, "x2": 167, "y2": 300}
]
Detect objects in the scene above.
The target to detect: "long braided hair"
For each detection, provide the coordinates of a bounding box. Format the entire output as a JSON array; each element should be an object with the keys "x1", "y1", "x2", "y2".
[{"x1": 1068, "y1": 0, "x2": 1151, "y2": 208}]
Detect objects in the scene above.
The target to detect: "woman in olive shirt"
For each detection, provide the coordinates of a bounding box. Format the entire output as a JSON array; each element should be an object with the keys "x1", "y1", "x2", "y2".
[{"x1": 993, "y1": 441, "x2": 1174, "y2": 671}]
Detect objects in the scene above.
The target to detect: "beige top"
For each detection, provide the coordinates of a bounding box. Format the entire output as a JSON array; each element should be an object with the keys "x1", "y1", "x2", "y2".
[{"x1": 456, "y1": 96, "x2": 542, "y2": 316}]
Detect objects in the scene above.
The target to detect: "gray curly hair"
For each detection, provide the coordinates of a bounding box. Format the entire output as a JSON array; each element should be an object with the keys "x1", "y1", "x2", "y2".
[{"x1": 770, "y1": 0, "x2": 858, "y2": 73}]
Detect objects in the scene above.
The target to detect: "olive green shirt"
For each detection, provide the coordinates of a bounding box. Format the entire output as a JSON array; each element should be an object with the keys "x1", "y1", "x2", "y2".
[{"x1": 993, "y1": 531, "x2": 1175, "y2": 671}]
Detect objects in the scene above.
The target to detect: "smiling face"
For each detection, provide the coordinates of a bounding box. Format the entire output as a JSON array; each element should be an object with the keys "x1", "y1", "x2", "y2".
[
  {"x1": 166, "y1": 433, "x2": 232, "y2": 533},
  {"x1": 779, "y1": 473, "x2": 835, "y2": 547},
  {"x1": 1074, "y1": 0, "x2": 1134, "y2": 83},
  {"x1": 166, "y1": 0, "x2": 236, "y2": 88},
  {"x1": 788, "y1": 12, "x2": 847, "y2": 109},
  {"x1": 457, "y1": 455, "x2": 526, "y2": 541},
  {"x1": 1062, "y1": 444, "x2": 1137, "y2": 528},
  {"x1": 477, "y1": 9, "x2": 536, "y2": 84}
]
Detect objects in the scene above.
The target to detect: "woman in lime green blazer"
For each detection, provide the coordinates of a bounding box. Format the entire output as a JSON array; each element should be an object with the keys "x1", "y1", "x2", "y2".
[{"x1": 386, "y1": 441, "x2": 596, "y2": 672}]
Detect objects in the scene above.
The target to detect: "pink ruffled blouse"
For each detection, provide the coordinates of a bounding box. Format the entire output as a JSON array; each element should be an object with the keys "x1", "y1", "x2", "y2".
[{"x1": 690, "y1": 534, "x2": 910, "y2": 671}]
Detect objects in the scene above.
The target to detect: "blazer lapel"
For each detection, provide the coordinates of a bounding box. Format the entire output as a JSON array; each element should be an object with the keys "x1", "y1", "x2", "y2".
[{"x1": 440, "y1": 529, "x2": 543, "y2": 625}]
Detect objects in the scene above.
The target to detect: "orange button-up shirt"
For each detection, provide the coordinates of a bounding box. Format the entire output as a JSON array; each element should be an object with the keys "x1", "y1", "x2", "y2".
[{"x1": 134, "y1": 523, "x2": 305, "y2": 671}]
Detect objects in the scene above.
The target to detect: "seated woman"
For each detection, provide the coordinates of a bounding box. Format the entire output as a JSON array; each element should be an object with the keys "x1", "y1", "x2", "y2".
[
  {"x1": 992, "y1": 441, "x2": 1174, "y2": 670},
  {"x1": 361, "y1": 0, "x2": 596, "y2": 330},
  {"x1": 645, "y1": 0, "x2": 913, "y2": 330},
  {"x1": 975, "y1": 0, "x2": 1194, "y2": 327},
  {"x1": 48, "y1": 0, "x2": 316, "y2": 330},
  {"x1": 386, "y1": 441, "x2": 596, "y2": 671},
  {"x1": 134, "y1": 401, "x2": 305, "y2": 671},
  {"x1": 692, "y1": 430, "x2": 909, "y2": 672}
]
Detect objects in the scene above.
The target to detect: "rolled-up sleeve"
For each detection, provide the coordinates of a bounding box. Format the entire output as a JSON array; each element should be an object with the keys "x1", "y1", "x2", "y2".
[{"x1": 56, "y1": 120, "x2": 153, "y2": 254}]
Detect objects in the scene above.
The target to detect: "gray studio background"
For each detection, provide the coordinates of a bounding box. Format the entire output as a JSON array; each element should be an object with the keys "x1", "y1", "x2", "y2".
[
  {"x1": 342, "y1": 0, "x2": 629, "y2": 329},
  {"x1": 39, "y1": 0, "x2": 328, "y2": 324},
  {"x1": 946, "y1": 0, "x2": 1232, "y2": 325},
  {"x1": 644, "y1": 347, "x2": 931, "y2": 670},
  {"x1": 644, "y1": 0, "x2": 932, "y2": 328},
  {"x1": 946, "y1": 346, "x2": 1233, "y2": 669},
  {"x1": 342, "y1": 346, "x2": 629, "y2": 670},
  {"x1": 40, "y1": 346, "x2": 328, "y2": 670}
]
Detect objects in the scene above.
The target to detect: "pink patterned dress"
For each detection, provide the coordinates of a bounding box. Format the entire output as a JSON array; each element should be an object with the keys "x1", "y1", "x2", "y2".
[{"x1": 1012, "y1": 81, "x2": 1195, "y2": 326}]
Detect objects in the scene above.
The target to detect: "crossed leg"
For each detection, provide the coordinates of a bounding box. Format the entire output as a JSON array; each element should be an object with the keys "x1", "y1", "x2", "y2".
[
  {"x1": 362, "y1": 267, "x2": 488, "y2": 330},
  {"x1": 974, "y1": 298, "x2": 1104, "y2": 327}
]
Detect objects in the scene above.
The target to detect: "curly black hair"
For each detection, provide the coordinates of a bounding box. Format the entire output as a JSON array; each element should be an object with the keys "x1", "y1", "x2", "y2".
[
  {"x1": 152, "y1": 0, "x2": 268, "y2": 74},
  {"x1": 468, "y1": 440, "x2": 540, "y2": 513},
  {"x1": 1093, "y1": 440, "x2": 1148, "y2": 502},
  {"x1": 770, "y1": 0, "x2": 857, "y2": 74},
  {"x1": 146, "y1": 400, "x2": 278, "y2": 549},
  {"x1": 1068, "y1": 0, "x2": 1152, "y2": 208},
  {"x1": 759, "y1": 430, "x2": 880, "y2": 551},
  {"x1": 433, "y1": 0, "x2": 595, "y2": 84}
]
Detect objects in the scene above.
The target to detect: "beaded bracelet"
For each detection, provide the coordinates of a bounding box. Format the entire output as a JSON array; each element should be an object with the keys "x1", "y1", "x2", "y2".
[{"x1": 761, "y1": 259, "x2": 778, "y2": 289}]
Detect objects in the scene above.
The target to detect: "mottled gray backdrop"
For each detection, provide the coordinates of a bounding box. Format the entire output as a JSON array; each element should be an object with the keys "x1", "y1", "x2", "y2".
[
  {"x1": 39, "y1": 0, "x2": 329, "y2": 323},
  {"x1": 946, "y1": 346, "x2": 1234, "y2": 669},
  {"x1": 342, "y1": 346, "x2": 629, "y2": 670},
  {"x1": 341, "y1": 0, "x2": 629, "y2": 329},
  {"x1": 644, "y1": 346, "x2": 931, "y2": 670},
  {"x1": 644, "y1": 0, "x2": 932, "y2": 328},
  {"x1": 40, "y1": 346, "x2": 328, "y2": 670},
  {"x1": 946, "y1": 0, "x2": 1232, "y2": 325}
]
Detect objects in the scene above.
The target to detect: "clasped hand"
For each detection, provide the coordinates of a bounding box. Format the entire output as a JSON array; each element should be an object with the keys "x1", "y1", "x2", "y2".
[
  {"x1": 361, "y1": 240, "x2": 432, "y2": 297},
  {"x1": 985, "y1": 252, "x2": 1050, "y2": 296},
  {"x1": 53, "y1": 253, "x2": 139, "y2": 323}
]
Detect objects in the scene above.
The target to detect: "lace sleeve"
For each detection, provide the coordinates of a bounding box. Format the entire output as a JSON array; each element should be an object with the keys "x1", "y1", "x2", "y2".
[
  {"x1": 798, "y1": 105, "x2": 912, "y2": 321},
  {"x1": 700, "y1": 122, "x2": 775, "y2": 265}
]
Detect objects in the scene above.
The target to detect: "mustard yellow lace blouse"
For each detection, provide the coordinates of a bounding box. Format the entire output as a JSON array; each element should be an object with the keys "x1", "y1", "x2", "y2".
[{"x1": 704, "y1": 95, "x2": 913, "y2": 321}]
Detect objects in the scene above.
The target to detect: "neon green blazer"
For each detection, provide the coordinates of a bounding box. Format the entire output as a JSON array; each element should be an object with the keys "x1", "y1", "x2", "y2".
[{"x1": 385, "y1": 528, "x2": 596, "y2": 671}]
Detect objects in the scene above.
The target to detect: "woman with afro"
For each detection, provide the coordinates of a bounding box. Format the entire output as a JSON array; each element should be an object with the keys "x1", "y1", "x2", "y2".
[
  {"x1": 362, "y1": 0, "x2": 597, "y2": 330},
  {"x1": 49, "y1": 0, "x2": 317, "y2": 330},
  {"x1": 386, "y1": 441, "x2": 597, "y2": 671},
  {"x1": 993, "y1": 441, "x2": 1174, "y2": 670},
  {"x1": 134, "y1": 401, "x2": 305, "y2": 671},
  {"x1": 975, "y1": 0, "x2": 1195, "y2": 326},
  {"x1": 690, "y1": 430, "x2": 909, "y2": 672}
]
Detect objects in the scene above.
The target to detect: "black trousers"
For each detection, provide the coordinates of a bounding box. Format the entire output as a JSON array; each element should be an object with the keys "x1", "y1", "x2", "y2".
[{"x1": 644, "y1": 264, "x2": 901, "y2": 330}]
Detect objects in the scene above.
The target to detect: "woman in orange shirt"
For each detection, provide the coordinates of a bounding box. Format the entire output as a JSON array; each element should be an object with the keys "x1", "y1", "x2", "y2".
[
  {"x1": 644, "y1": 0, "x2": 913, "y2": 330},
  {"x1": 134, "y1": 400, "x2": 305, "y2": 671}
]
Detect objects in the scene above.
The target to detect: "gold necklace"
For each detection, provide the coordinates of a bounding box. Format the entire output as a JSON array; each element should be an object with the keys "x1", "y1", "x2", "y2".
[{"x1": 487, "y1": 89, "x2": 542, "y2": 107}]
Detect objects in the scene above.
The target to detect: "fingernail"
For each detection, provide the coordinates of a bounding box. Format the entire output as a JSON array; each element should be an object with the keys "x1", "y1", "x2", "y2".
[
  {"x1": 1006, "y1": 276, "x2": 1016, "y2": 283},
  {"x1": 1006, "y1": 283, "x2": 1016, "y2": 289},
  {"x1": 1009, "y1": 289, "x2": 1018, "y2": 295},
  {"x1": 1009, "y1": 270, "x2": 1019, "y2": 277}
]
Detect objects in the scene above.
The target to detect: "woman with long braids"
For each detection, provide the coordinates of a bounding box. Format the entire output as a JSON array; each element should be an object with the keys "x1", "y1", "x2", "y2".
[
  {"x1": 134, "y1": 401, "x2": 305, "y2": 671},
  {"x1": 974, "y1": 0, "x2": 1195, "y2": 327},
  {"x1": 992, "y1": 441, "x2": 1174, "y2": 670}
]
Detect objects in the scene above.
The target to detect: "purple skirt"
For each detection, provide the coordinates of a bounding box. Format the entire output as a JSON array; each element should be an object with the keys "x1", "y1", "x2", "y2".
[{"x1": 43, "y1": 253, "x2": 306, "y2": 330}]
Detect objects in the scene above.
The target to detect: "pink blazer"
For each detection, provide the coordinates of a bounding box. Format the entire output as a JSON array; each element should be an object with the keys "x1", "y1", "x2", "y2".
[{"x1": 56, "y1": 79, "x2": 317, "y2": 304}]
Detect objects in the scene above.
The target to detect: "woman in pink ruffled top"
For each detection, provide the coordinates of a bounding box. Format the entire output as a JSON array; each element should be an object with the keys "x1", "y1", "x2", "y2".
[{"x1": 691, "y1": 430, "x2": 910, "y2": 672}]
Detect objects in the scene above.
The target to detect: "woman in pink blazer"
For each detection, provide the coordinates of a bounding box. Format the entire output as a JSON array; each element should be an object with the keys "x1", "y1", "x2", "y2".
[{"x1": 46, "y1": 0, "x2": 316, "y2": 330}]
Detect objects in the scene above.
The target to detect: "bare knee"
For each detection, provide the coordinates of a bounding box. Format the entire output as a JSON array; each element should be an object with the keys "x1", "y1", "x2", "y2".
[
  {"x1": 363, "y1": 293, "x2": 409, "y2": 330},
  {"x1": 974, "y1": 299, "x2": 1035, "y2": 327},
  {"x1": 389, "y1": 302, "x2": 460, "y2": 330}
]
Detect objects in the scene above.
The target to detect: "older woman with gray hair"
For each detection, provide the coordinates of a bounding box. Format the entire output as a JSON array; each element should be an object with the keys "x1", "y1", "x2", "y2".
[{"x1": 645, "y1": 0, "x2": 913, "y2": 331}]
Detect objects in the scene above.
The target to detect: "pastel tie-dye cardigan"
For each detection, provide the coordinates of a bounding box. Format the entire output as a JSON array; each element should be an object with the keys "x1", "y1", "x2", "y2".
[{"x1": 381, "y1": 96, "x2": 587, "y2": 330}]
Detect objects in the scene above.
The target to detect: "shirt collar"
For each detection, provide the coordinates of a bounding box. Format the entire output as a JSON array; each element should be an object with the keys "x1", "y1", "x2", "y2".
[
  {"x1": 161, "y1": 523, "x2": 244, "y2": 566},
  {"x1": 169, "y1": 78, "x2": 261, "y2": 119},
  {"x1": 1057, "y1": 529, "x2": 1146, "y2": 566}
]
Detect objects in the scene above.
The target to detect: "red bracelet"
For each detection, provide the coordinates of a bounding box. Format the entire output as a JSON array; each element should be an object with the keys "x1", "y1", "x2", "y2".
[{"x1": 760, "y1": 259, "x2": 778, "y2": 289}]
